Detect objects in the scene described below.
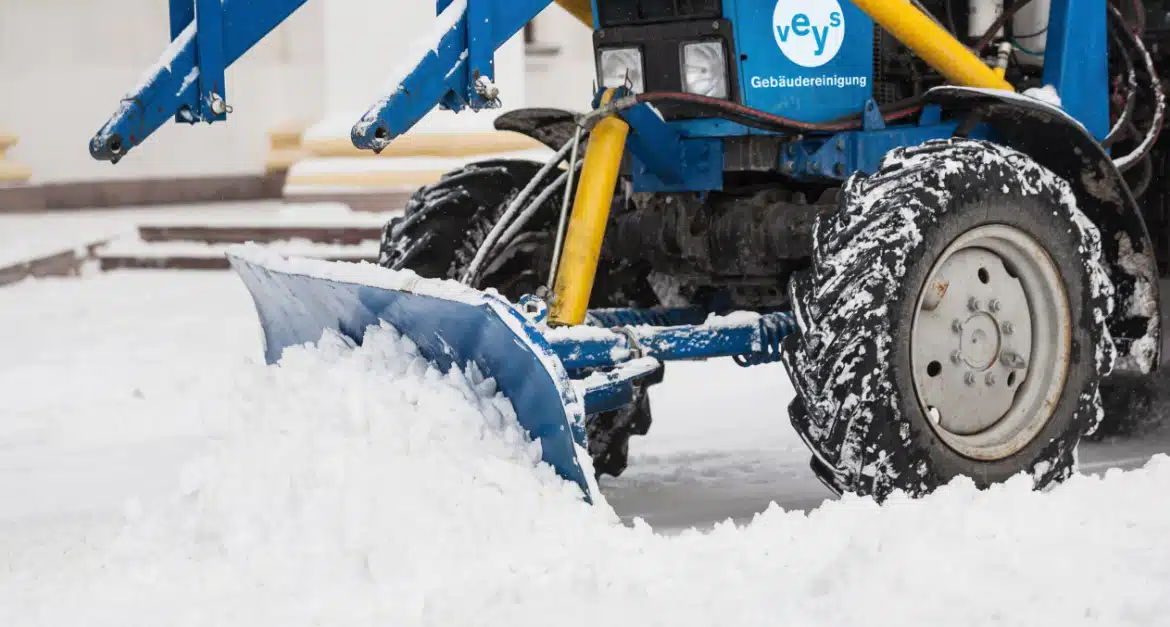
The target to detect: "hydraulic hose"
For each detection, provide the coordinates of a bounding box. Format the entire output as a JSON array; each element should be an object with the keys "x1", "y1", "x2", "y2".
[{"x1": 630, "y1": 92, "x2": 924, "y2": 134}]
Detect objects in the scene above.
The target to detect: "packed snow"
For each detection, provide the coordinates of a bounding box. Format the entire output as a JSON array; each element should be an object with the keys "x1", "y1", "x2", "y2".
[{"x1": 2, "y1": 271, "x2": 1170, "y2": 626}]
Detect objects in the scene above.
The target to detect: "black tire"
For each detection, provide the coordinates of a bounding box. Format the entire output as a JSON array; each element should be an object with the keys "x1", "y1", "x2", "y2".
[
  {"x1": 781, "y1": 138, "x2": 1115, "y2": 500},
  {"x1": 1088, "y1": 372, "x2": 1169, "y2": 439},
  {"x1": 379, "y1": 159, "x2": 660, "y2": 478}
]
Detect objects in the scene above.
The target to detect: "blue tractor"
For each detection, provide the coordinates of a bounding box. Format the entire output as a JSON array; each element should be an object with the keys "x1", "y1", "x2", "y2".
[{"x1": 93, "y1": 0, "x2": 1167, "y2": 501}]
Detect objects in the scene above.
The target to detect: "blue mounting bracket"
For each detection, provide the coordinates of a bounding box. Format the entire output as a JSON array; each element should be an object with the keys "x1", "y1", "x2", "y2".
[
  {"x1": 194, "y1": 0, "x2": 228, "y2": 122},
  {"x1": 1041, "y1": 0, "x2": 1109, "y2": 140},
  {"x1": 91, "y1": 0, "x2": 309, "y2": 162},
  {"x1": 612, "y1": 94, "x2": 724, "y2": 193},
  {"x1": 780, "y1": 121, "x2": 961, "y2": 180},
  {"x1": 351, "y1": 0, "x2": 557, "y2": 153},
  {"x1": 93, "y1": 0, "x2": 559, "y2": 162}
]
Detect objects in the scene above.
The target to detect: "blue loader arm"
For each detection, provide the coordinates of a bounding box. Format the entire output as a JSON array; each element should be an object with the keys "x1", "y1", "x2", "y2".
[{"x1": 91, "y1": 0, "x2": 557, "y2": 163}]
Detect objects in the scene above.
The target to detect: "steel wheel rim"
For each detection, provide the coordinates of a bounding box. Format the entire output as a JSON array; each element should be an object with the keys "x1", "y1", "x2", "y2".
[{"x1": 910, "y1": 224, "x2": 1072, "y2": 461}]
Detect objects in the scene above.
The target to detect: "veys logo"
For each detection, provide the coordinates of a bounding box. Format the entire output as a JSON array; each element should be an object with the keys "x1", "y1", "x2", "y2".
[{"x1": 772, "y1": 0, "x2": 845, "y2": 68}]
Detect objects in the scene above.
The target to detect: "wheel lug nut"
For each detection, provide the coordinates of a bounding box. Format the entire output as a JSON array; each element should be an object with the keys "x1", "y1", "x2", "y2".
[
  {"x1": 1001, "y1": 350, "x2": 1027, "y2": 369},
  {"x1": 1002, "y1": 321, "x2": 1014, "y2": 335},
  {"x1": 989, "y1": 299, "x2": 1001, "y2": 313},
  {"x1": 950, "y1": 350, "x2": 962, "y2": 364},
  {"x1": 968, "y1": 297, "x2": 982, "y2": 312},
  {"x1": 952, "y1": 319, "x2": 964, "y2": 333},
  {"x1": 985, "y1": 373, "x2": 996, "y2": 386},
  {"x1": 964, "y1": 372, "x2": 976, "y2": 386}
]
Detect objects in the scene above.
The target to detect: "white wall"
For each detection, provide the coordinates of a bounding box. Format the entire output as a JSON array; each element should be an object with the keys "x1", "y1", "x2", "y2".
[
  {"x1": 0, "y1": 0, "x2": 325, "y2": 183},
  {"x1": 526, "y1": 4, "x2": 597, "y2": 112}
]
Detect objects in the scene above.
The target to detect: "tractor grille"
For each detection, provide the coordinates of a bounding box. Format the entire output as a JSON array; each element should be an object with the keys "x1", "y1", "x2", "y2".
[{"x1": 596, "y1": 0, "x2": 723, "y2": 27}]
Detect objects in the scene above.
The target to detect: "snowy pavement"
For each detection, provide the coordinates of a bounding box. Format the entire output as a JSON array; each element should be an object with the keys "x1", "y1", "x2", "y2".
[{"x1": 2, "y1": 271, "x2": 1170, "y2": 625}]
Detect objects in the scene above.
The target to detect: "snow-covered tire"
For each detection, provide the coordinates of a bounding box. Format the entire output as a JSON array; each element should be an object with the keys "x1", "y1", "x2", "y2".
[
  {"x1": 1089, "y1": 373, "x2": 1168, "y2": 439},
  {"x1": 379, "y1": 160, "x2": 553, "y2": 293},
  {"x1": 378, "y1": 159, "x2": 659, "y2": 479},
  {"x1": 781, "y1": 138, "x2": 1116, "y2": 500}
]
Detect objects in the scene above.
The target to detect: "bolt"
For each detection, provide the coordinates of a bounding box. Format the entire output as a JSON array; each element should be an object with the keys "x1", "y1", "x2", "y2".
[
  {"x1": 836, "y1": 136, "x2": 845, "y2": 150},
  {"x1": 952, "y1": 319, "x2": 964, "y2": 334},
  {"x1": 210, "y1": 94, "x2": 228, "y2": 116},
  {"x1": 950, "y1": 350, "x2": 962, "y2": 364},
  {"x1": 1002, "y1": 321, "x2": 1014, "y2": 335},
  {"x1": 989, "y1": 299, "x2": 1001, "y2": 313},
  {"x1": 964, "y1": 372, "x2": 977, "y2": 386},
  {"x1": 712, "y1": 20, "x2": 720, "y2": 29},
  {"x1": 1001, "y1": 350, "x2": 1027, "y2": 370},
  {"x1": 985, "y1": 372, "x2": 997, "y2": 386},
  {"x1": 834, "y1": 163, "x2": 846, "y2": 176},
  {"x1": 968, "y1": 297, "x2": 982, "y2": 312}
]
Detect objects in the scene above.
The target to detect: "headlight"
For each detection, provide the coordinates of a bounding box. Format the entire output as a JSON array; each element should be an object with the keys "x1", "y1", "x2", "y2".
[
  {"x1": 599, "y1": 47, "x2": 645, "y2": 93},
  {"x1": 681, "y1": 41, "x2": 729, "y2": 99}
]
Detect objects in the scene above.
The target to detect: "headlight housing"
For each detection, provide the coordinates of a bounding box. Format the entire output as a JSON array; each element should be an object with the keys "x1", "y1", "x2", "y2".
[
  {"x1": 681, "y1": 41, "x2": 729, "y2": 99},
  {"x1": 598, "y1": 47, "x2": 645, "y2": 93}
]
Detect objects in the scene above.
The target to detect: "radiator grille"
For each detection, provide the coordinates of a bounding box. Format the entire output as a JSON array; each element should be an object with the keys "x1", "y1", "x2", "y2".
[{"x1": 596, "y1": 0, "x2": 722, "y2": 27}]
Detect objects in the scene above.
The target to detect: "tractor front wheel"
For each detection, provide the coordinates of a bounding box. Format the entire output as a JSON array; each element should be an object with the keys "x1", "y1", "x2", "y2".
[{"x1": 781, "y1": 139, "x2": 1115, "y2": 500}]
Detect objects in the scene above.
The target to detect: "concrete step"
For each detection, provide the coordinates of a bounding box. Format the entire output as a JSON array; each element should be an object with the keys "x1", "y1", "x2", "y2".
[
  {"x1": 96, "y1": 236, "x2": 381, "y2": 272},
  {"x1": 137, "y1": 225, "x2": 384, "y2": 246}
]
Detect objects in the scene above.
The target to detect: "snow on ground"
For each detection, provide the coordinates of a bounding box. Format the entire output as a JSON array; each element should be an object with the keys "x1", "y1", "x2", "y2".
[{"x1": 3, "y1": 271, "x2": 1170, "y2": 626}]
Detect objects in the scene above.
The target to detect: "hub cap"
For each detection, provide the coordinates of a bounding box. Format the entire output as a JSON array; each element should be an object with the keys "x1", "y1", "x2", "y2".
[{"x1": 910, "y1": 225, "x2": 1072, "y2": 461}]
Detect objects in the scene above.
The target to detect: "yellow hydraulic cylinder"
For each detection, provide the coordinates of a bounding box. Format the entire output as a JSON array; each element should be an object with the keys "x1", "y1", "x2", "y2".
[
  {"x1": 554, "y1": 0, "x2": 593, "y2": 27},
  {"x1": 851, "y1": 0, "x2": 1014, "y2": 91},
  {"x1": 549, "y1": 100, "x2": 629, "y2": 326}
]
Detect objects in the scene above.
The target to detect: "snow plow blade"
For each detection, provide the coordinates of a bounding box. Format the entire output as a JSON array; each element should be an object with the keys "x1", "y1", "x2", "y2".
[{"x1": 226, "y1": 246, "x2": 594, "y2": 501}]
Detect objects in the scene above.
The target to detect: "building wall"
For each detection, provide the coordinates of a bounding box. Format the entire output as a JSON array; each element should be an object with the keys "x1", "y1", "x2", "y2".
[
  {"x1": 0, "y1": 0, "x2": 325, "y2": 183},
  {"x1": 527, "y1": 4, "x2": 598, "y2": 112}
]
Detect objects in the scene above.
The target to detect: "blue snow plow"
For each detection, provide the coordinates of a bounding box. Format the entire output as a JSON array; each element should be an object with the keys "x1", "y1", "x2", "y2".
[{"x1": 228, "y1": 246, "x2": 795, "y2": 502}]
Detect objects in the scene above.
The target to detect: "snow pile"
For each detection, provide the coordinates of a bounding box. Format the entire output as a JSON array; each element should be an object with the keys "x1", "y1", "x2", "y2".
[{"x1": 4, "y1": 323, "x2": 1170, "y2": 626}]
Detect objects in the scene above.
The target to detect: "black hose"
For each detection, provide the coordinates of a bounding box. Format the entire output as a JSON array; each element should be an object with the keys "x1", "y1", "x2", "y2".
[
  {"x1": 1104, "y1": 16, "x2": 1138, "y2": 148},
  {"x1": 632, "y1": 92, "x2": 923, "y2": 134},
  {"x1": 1108, "y1": 3, "x2": 1165, "y2": 173}
]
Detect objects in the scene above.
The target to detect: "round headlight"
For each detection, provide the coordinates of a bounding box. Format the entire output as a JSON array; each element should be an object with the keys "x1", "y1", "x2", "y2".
[
  {"x1": 682, "y1": 41, "x2": 729, "y2": 99},
  {"x1": 599, "y1": 47, "x2": 645, "y2": 93}
]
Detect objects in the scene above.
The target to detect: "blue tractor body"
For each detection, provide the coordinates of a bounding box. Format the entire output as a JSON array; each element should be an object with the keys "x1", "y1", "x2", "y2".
[{"x1": 90, "y1": 0, "x2": 1165, "y2": 503}]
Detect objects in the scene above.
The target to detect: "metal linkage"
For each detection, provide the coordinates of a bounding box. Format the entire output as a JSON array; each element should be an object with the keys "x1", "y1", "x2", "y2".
[
  {"x1": 584, "y1": 307, "x2": 710, "y2": 328},
  {"x1": 547, "y1": 311, "x2": 797, "y2": 371},
  {"x1": 732, "y1": 313, "x2": 798, "y2": 367}
]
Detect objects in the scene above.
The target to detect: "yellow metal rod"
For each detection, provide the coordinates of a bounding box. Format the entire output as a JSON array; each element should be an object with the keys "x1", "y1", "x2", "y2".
[
  {"x1": 549, "y1": 99, "x2": 629, "y2": 326},
  {"x1": 851, "y1": 0, "x2": 1014, "y2": 91}
]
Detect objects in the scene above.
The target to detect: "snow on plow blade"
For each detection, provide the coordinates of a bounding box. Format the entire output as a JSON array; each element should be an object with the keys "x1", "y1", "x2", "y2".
[{"x1": 226, "y1": 246, "x2": 594, "y2": 501}]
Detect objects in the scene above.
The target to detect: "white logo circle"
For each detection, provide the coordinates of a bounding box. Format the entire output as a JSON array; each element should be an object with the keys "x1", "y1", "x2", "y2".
[{"x1": 772, "y1": 0, "x2": 846, "y2": 68}]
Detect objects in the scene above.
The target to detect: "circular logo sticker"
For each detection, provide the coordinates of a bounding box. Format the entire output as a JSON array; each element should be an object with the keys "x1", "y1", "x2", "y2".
[{"x1": 772, "y1": 0, "x2": 846, "y2": 68}]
